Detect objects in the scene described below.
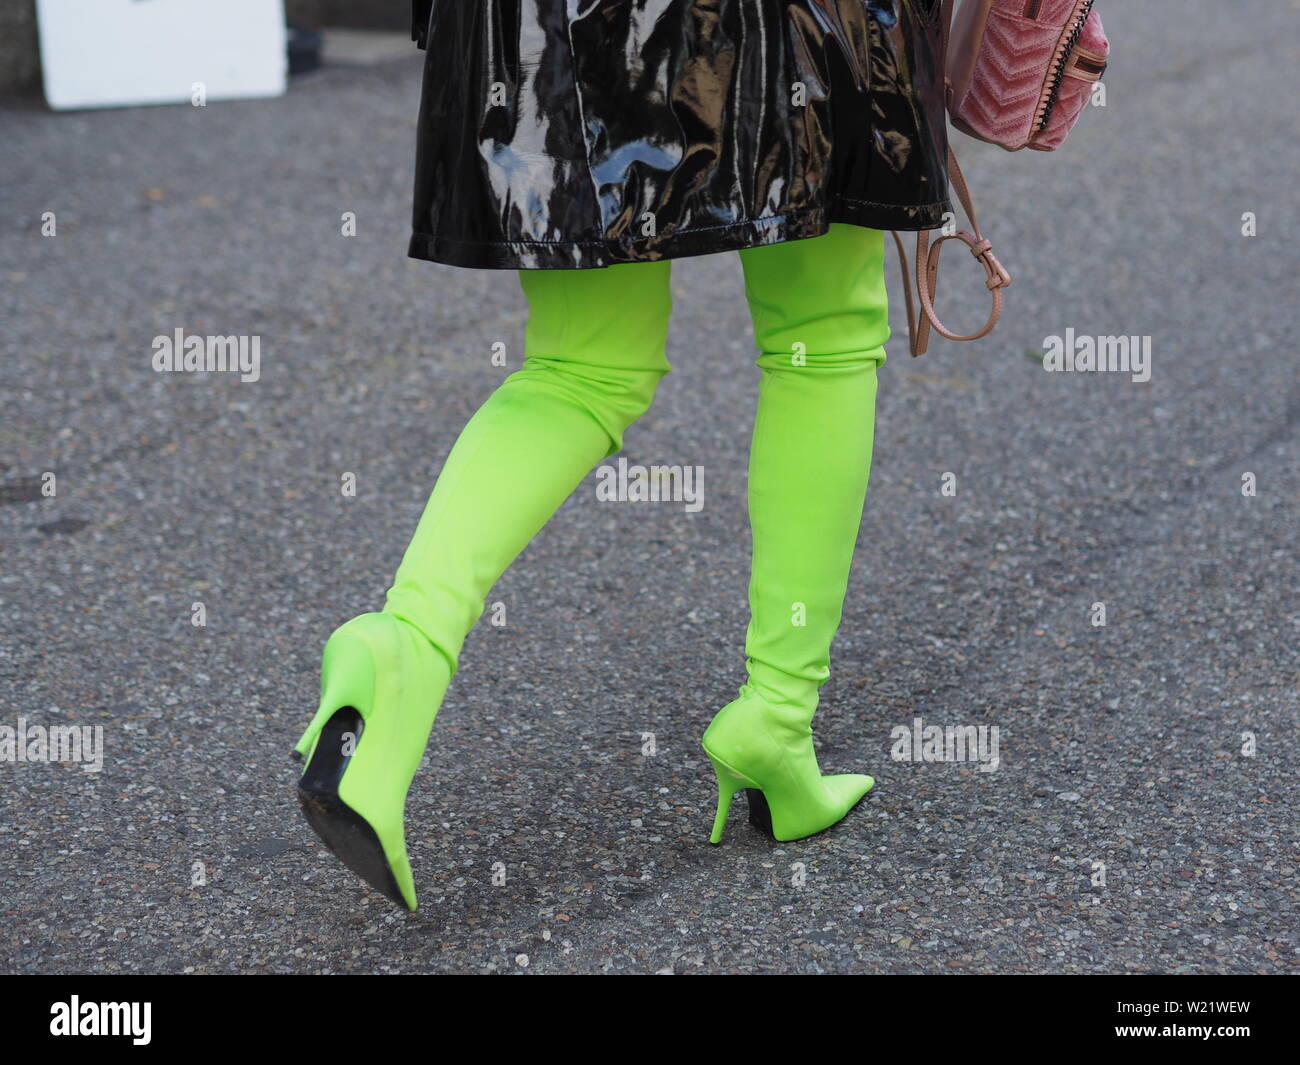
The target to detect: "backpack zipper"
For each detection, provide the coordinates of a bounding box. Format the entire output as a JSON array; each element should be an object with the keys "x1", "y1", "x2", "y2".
[{"x1": 1034, "y1": 0, "x2": 1096, "y2": 133}]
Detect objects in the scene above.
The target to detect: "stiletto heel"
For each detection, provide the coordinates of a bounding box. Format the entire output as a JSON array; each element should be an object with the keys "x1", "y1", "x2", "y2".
[
  {"x1": 706, "y1": 753, "x2": 759, "y2": 844},
  {"x1": 291, "y1": 612, "x2": 450, "y2": 911}
]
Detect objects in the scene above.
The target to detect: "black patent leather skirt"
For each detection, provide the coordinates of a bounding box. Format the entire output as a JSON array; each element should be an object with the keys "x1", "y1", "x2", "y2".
[{"x1": 409, "y1": 1, "x2": 952, "y2": 269}]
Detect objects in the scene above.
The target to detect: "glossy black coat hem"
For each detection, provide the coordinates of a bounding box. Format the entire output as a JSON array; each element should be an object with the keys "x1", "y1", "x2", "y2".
[
  {"x1": 408, "y1": 198, "x2": 951, "y2": 271},
  {"x1": 409, "y1": 1, "x2": 953, "y2": 271}
]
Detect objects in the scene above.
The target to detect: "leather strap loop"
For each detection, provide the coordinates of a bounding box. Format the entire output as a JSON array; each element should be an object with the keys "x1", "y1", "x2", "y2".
[{"x1": 891, "y1": 148, "x2": 1012, "y2": 357}]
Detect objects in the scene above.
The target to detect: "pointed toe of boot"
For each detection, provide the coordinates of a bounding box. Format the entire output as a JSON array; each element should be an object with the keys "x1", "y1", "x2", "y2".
[{"x1": 826, "y1": 772, "x2": 875, "y2": 814}]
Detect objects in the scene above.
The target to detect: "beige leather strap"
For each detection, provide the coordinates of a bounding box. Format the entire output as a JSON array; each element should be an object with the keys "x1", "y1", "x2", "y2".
[{"x1": 891, "y1": 149, "x2": 1012, "y2": 358}]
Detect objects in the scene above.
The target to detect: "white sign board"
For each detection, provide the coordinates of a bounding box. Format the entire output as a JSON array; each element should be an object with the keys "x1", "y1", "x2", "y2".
[{"x1": 37, "y1": 0, "x2": 287, "y2": 111}]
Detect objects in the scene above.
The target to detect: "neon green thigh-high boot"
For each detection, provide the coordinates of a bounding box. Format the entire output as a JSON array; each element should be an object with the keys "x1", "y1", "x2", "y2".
[
  {"x1": 295, "y1": 261, "x2": 673, "y2": 908},
  {"x1": 703, "y1": 224, "x2": 888, "y2": 843}
]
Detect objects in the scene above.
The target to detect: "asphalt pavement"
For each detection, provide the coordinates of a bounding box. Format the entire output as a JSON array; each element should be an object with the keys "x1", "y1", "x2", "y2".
[{"x1": 1, "y1": 0, "x2": 1296, "y2": 973}]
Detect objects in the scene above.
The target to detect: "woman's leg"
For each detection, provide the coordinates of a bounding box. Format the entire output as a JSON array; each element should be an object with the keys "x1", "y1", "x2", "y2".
[
  {"x1": 384, "y1": 259, "x2": 674, "y2": 677},
  {"x1": 297, "y1": 259, "x2": 673, "y2": 908},
  {"x1": 703, "y1": 223, "x2": 887, "y2": 842}
]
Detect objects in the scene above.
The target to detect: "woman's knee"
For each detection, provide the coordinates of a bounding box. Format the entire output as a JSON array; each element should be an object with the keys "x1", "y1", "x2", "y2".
[
  {"x1": 515, "y1": 260, "x2": 673, "y2": 451},
  {"x1": 741, "y1": 225, "x2": 890, "y2": 359},
  {"x1": 753, "y1": 345, "x2": 886, "y2": 378},
  {"x1": 505, "y1": 356, "x2": 668, "y2": 453},
  {"x1": 520, "y1": 260, "x2": 673, "y2": 373}
]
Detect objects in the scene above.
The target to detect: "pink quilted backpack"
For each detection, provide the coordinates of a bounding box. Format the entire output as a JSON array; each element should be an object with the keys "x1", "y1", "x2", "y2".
[
  {"x1": 948, "y1": 0, "x2": 1110, "y2": 152},
  {"x1": 894, "y1": 0, "x2": 1110, "y2": 355}
]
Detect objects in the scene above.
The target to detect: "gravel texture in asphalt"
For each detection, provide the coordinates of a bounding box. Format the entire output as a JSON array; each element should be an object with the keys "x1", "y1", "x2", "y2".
[{"x1": 1, "y1": 1, "x2": 1296, "y2": 973}]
